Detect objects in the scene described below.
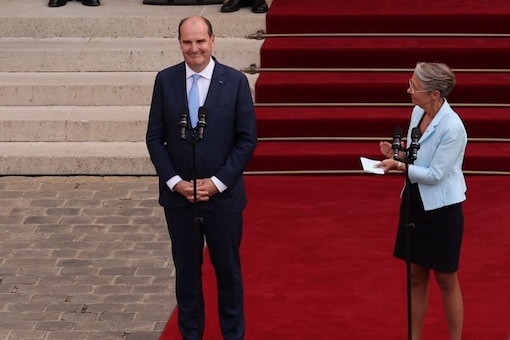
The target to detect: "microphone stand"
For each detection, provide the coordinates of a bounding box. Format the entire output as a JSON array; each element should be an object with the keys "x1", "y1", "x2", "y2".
[
  {"x1": 395, "y1": 129, "x2": 419, "y2": 340},
  {"x1": 191, "y1": 132, "x2": 204, "y2": 340},
  {"x1": 180, "y1": 111, "x2": 206, "y2": 340}
]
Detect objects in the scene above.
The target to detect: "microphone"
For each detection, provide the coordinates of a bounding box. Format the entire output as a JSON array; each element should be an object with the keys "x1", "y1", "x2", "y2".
[
  {"x1": 196, "y1": 107, "x2": 207, "y2": 140},
  {"x1": 178, "y1": 107, "x2": 189, "y2": 140},
  {"x1": 409, "y1": 127, "x2": 420, "y2": 161},
  {"x1": 392, "y1": 127, "x2": 403, "y2": 160}
]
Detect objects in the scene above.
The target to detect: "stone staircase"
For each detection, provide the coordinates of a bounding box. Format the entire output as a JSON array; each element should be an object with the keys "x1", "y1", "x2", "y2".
[{"x1": 0, "y1": 0, "x2": 266, "y2": 175}]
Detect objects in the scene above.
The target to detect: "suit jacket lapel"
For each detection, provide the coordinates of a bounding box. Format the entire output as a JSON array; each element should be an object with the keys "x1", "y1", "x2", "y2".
[
  {"x1": 173, "y1": 63, "x2": 188, "y2": 110},
  {"x1": 204, "y1": 62, "x2": 227, "y2": 107}
]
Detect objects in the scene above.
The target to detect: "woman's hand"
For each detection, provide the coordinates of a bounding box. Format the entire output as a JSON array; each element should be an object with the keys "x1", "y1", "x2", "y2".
[
  {"x1": 374, "y1": 158, "x2": 404, "y2": 174},
  {"x1": 379, "y1": 141, "x2": 405, "y2": 160},
  {"x1": 379, "y1": 141, "x2": 394, "y2": 159}
]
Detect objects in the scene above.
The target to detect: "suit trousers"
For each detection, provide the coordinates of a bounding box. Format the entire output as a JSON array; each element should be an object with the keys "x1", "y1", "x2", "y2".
[{"x1": 164, "y1": 206, "x2": 245, "y2": 340}]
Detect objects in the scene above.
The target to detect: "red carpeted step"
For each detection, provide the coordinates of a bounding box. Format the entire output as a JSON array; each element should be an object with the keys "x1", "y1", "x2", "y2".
[
  {"x1": 256, "y1": 107, "x2": 408, "y2": 138},
  {"x1": 266, "y1": 0, "x2": 510, "y2": 34},
  {"x1": 247, "y1": 141, "x2": 510, "y2": 172},
  {"x1": 260, "y1": 37, "x2": 510, "y2": 69},
  {"x1": 255, "y1": 107, "x2": 510, "y2": 139},
  {"x1": 255, "y1": 72, "x2": 510, "y2": 104},
  {"x1": 248, "y1": 141, "x2": 381, "y2": 172},
  {"x1": 458, "y1": 107, "x2": 510, "y2": 139}
]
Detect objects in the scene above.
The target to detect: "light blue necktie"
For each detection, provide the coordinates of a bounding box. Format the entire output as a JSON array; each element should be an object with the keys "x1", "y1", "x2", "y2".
[{"x1": 188, "y1": 74, "x2": 201, "y2": 128}]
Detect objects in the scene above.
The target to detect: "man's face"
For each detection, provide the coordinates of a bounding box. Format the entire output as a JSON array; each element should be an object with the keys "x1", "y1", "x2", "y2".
[{"x1": 179, "y1": 17, "x2": 215, "y2": 73}]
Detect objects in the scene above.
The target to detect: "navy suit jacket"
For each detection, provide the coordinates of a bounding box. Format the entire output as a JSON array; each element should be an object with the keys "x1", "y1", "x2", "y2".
[{"x1": 146, "y1": 59, "x2": 257, "y2": 213}]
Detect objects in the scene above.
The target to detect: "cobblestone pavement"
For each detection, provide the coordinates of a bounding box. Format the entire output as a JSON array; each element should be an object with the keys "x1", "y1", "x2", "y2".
[{"x1": 0, "y1": 176, "x2": 175, "y2": 340}]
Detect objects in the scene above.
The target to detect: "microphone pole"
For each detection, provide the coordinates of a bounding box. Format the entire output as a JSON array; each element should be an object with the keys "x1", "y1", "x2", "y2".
[
  {"x1": 191, "y1": 107, "x2": 207, "y2": 340},
  {"x1": 394, "y1": 126, "x2": 420, "y2": 340},
  {"x1": 180, "y1": 106, "x2": 207, "y2": 340}
]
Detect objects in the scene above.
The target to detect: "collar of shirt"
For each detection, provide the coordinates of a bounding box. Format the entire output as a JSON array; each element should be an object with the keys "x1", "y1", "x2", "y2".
[
  {"x1": 185, "y1": 57, "x2": 215, "y2": 81},
  {"x1": 185, "y1": 58, "x2": 215, "y2": 106}
]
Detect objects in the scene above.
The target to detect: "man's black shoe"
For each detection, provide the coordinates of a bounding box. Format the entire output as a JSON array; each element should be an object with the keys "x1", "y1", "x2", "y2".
[
  {"x1": 251, "y1": 0, "x2": 268, "y2": 13},
  {"x1": 221, "y1": 0, "x2": 250, "y2": 13},
  {"x1": 48, "y1": 0, "x2": 67, "y2": 7},
  {"x1": 82, "y1": 0, "x2": 100, "y2": 6}
]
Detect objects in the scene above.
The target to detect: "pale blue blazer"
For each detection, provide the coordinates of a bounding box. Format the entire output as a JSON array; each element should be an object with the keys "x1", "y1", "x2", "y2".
[{"x1": 406, "y1": 99, "x2": 467, "y2": 211}]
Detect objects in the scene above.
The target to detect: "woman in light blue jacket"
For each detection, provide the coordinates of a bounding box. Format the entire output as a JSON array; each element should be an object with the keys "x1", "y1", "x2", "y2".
[{"x1": 377, "y1": 62, "x2": 467, "y2": 340}]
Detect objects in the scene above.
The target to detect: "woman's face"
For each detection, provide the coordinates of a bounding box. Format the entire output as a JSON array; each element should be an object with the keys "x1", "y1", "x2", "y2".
[{"x1": 408, "y1": 75, "x2": 433, "y2": 107}]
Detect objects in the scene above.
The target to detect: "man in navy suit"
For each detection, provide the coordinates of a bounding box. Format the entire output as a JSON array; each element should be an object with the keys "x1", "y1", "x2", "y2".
[{"x1": 146, "y1": 16, "x2": 257, "y2": 340}]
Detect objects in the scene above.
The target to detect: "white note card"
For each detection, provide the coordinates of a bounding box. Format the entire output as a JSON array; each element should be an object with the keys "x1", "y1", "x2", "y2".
[{"x1": 360, "y1": 157, "x2": 385, "y2": 175}]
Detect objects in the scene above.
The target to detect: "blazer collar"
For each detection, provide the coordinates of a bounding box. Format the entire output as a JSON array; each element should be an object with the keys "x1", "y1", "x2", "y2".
[
  {"x1": 204, "y1": 58, "x2": 227, "y2": 107},
  {"x1": 419, "y1": 98, "x2": 451, "y2": 143}
]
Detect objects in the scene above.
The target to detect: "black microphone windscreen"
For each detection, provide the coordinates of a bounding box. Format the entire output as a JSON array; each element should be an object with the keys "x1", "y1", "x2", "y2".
[
  {"x1": 178, "y1": 107, "x2": 189, "y2": 140},
  {"x1": 198, "y1": 106, "x2": 207, "y2": 119},
  {"x1": 196, "y1": 107, "x2": 207, "y2": 140},
  {"x1": 393, "y1": 126, "x2": 403, "y2": 137}
]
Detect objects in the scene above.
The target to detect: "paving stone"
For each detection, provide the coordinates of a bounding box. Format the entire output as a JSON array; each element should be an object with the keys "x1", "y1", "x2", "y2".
[
  {"x1": 6, "y1": 330, "x2": 47, "y2": 340},
  {"x1": 0, "y1": 176, "x2": 176, "y2": 338},
  {"x1": 0, "y1": 321, "x2": 37, "y2": 331},
  {"x1": 34, "y1": 321, "x2": 75, "y2": 331}
]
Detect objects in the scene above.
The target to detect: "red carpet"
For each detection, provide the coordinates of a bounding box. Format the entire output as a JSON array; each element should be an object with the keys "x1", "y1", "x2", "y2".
[
  {"x1": 161, "y1": 1, "x2": 510, "y2": 338},
  {"x1": 255, "y1": 72, "x2": 510, "y2": 104},
  {"x1": 160, "y1": 175, "x2": 510, "y2": 339},
  {"x1": 255, "y1": 107, "x2": 510, "y2": 139},
  {"x1": 250, "y1": 0, "x2": 510, "y2": 174},
  {"x1": 247, "y1": 141, "x2": 510, "y2": 173},
  {"x1": 260, "y1": 37, "x2": 510, "y2": 69},
  {"x1": 265, "y1": 0, "x2": 510, "y2": 34}
]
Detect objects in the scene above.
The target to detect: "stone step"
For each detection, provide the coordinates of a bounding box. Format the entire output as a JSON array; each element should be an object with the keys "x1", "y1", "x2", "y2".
[
  {"x1": 0, "y1": 106, "x2": 148, "y2": 142},
  {"x1": 0, "y1": 0, "x2": 269, "y2": 175},
  {"x1": 0, "y1": 0, "x2": 267, "y2": 38},
  {"x1": 0, "y1": 71, "x2": 259, "y2": 106},
  {"x1": 0, "y1": 71, "x2": 155, "y2": 106},
  {"x1": 0, "y1": 37, "x2": 262, "y2": 72},
  {"x1": 0, "y1": 141, "x2": 154, "y2": 175}
]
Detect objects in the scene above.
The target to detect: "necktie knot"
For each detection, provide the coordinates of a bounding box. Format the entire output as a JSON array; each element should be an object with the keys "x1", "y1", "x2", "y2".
[{"x1": 188, "y1": 74, "x2": 201, "y2": 127}]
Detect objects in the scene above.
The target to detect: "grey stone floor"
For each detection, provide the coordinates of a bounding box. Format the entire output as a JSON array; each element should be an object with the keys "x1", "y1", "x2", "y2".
[{"x1": 0, "y1": 176, "x2": 175, "y2": 340}]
